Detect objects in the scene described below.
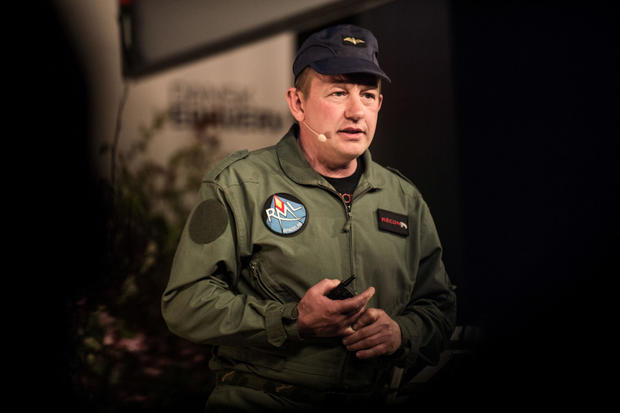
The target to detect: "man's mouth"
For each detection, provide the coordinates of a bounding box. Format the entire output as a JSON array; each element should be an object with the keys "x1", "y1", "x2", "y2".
[{"x1": 338, "y1": 127, "x2": 364, "y2": 137}]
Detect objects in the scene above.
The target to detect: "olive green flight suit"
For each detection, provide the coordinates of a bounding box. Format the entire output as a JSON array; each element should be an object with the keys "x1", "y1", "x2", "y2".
[{"x1": 162, "y1": 124, "x2": 456, "y2": 409}]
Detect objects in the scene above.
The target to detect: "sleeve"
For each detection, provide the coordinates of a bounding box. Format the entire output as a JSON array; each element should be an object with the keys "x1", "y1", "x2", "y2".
[
  {"x1": 392, "y1": 200, "x2": 457, "y2": 367},
  {"x1": 161, "y1": 180, "x2": 301, "y2": 349}
]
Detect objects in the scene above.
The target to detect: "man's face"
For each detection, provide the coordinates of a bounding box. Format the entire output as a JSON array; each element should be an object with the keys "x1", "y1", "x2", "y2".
[{"x1": 300, "y1": 72, "x2": 383, "y2": 166}]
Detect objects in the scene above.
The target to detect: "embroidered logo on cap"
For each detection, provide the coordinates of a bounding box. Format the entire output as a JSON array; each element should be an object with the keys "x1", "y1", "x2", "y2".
[
  {"x1": 342, "y1": 36, "x2": 366, "y2": 47},
  {"x1": 377, "y1": 209, "x2": 409, "y2": 236},
  {"x1": 262, "y1": 193, "x2": 308, "y2": 236}
]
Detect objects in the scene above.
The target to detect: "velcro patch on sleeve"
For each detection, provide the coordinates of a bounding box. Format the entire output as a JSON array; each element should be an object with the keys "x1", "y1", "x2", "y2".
[
  {"x1": 377, "y1": 209, "x2": 409, "y2": 236},
  {"x1": 189, "y1": 199, "x2": 229, "y2": 244}
]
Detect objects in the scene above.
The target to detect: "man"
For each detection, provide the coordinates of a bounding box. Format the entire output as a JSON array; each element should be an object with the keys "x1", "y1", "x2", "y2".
[{"x1": 162, "y1": 24, "x2": 456, "y2": 411}]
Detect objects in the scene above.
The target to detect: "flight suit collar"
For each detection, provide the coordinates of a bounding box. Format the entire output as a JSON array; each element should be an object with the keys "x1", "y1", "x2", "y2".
[{"x1": 276, "y1": 124, "x2": 385, "y2": 190}]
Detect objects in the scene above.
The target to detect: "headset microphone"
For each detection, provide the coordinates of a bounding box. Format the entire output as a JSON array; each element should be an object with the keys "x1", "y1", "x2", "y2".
[{"x1": 303, "y1": 121, "x2": 327, "y2": 142}]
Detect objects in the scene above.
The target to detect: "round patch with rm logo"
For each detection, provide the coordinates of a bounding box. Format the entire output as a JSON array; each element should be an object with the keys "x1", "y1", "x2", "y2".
[{"x1": 262, "y1": 193, "x2": 308, "y2": 236}]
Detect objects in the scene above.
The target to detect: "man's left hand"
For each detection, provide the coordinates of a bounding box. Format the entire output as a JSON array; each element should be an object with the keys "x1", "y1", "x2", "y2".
[{"x1": 341, "y1": 308, "x2": 401, "y2": 359}]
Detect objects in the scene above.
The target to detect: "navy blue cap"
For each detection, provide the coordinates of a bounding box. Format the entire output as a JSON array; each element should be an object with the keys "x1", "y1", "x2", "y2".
[{"x1": 293, "y1": 24, "x2": 391, "y2": 83}]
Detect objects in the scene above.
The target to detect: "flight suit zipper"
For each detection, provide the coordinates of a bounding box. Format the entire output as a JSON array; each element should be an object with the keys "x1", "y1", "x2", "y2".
[
  {"x1": 318, "y1": 181, "x2": 374, "y2": 285},
  {"x1": 318, "y1": 183, "x2": 355, "y2": 277},
  {"x1": 341, "y1": 183, "x2": 374, "y2": 388},
  {"x1": 319, "y1": 181, "x2": 374, "y2": 388}
]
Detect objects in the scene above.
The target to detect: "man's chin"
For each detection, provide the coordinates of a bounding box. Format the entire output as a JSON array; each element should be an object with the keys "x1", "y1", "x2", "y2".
[{"x1": 338, "y1": 143, "x2": 368, "y2": 159}]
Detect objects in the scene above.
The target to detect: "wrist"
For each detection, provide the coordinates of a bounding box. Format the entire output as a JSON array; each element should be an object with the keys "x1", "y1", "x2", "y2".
[{"x1": 295, "y1": 303, "x2": 311, "y2": 338}]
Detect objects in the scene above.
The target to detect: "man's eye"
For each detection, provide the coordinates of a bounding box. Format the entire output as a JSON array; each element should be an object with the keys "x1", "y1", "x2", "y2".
[
  {"x1": 363, "y1": 93, "x2": 376, "y2": 100},
  {"x1": 331, "y1": 91, "x2": 346, "y2": 97}
]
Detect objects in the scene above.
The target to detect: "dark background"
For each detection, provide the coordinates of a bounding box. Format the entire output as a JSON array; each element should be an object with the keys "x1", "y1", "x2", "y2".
[
  {"x1": 27, "y1": 0, "x2": 619, "y2": 410},
  {"x1": 362, "y1": 1, "x2": 619, "y2": 407}
]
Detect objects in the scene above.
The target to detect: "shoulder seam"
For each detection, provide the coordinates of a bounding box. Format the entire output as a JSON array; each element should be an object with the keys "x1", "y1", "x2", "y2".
[
  {"x1": 385, "y1": 166, "x2": 415, "y2": 187},
  {"x1": 382, "y1": 166, "x2": 424, "y2": 200},
  {"x1": 204, "y1": 149, "x2": 249, "y2": 182}
]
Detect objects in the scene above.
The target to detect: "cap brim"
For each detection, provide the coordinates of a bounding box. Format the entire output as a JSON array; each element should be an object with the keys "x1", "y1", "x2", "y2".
[{"x1": 310, "y1": 57, "x2": 391, "y2": 83}]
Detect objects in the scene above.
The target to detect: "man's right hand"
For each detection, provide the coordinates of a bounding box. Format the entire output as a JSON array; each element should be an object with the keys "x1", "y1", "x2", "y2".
[{"x1": 296, "y1": 278, "x2": 375, "y2": 338}]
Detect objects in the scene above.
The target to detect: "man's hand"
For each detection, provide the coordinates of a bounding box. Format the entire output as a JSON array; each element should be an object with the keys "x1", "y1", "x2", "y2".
[
  {"x1": 341, "y1": 308, "x2": 401, "y2": 359},
  {"x1": 297, "y1": 279, "x2": 375, "y2": 338}
]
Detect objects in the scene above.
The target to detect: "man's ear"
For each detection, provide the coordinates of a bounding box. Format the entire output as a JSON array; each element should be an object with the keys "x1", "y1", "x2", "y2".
[{"x1": 286, "y1": 88, "x2": 305, "y2": 122}]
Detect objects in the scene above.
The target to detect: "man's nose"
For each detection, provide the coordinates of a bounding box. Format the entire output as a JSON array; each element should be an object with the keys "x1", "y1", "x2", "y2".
[{"x1": 344, "y1": 95, "x2": 364, "y2": 121}]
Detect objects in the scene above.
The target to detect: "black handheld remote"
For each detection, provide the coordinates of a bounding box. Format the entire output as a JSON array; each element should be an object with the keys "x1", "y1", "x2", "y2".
[{"x1": 326, "y1": 275, "x2": 356, "y2": 300}]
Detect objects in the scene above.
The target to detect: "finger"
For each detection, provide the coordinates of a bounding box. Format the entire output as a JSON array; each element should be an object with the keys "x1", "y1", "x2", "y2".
[
  {"x1": 336, "y1": 286, "x2": 375, "y2": 314},
  {"x1": 342, "y1": 302, "x2": 369, "y2": 325},
  {"x1": 339, "y1": 305, "x2": 376, "y2": 337},
  {"x1": 355, "y1": 345, "x2": 387, "y2": 359},
  {"x1": 346, "y1": 324, "x2": 391, "y2": 352},
  {"x1": 335, "y1": 305, "x2": 368, "y2": 338},
  {"x1": 314, "y1": 278, "x2": 342, "y2": 295},
  {"x1": 342, "y1": 323, "x2": 381, "y2": 347},
  {"x1": 359, "y1": 286, "x2": 376, "y2": 301},
  {"x1": 351, "y1": 308, "x2": 379, "y2": 331},
  {"x1": 345, "y1": 330, "x2": 383, "y2": 351},
  {"x1": 341, "y1": 309, "x2": 380, "y2": 345}
]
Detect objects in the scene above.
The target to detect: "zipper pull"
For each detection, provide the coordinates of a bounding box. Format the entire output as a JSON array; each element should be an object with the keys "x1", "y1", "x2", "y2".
[
  {"x1": 249, "y1": 261, "x2": 258, "y2": 276},
  {"x1": 343, "y1": 212, "x2": 352, "y2": 232}
]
